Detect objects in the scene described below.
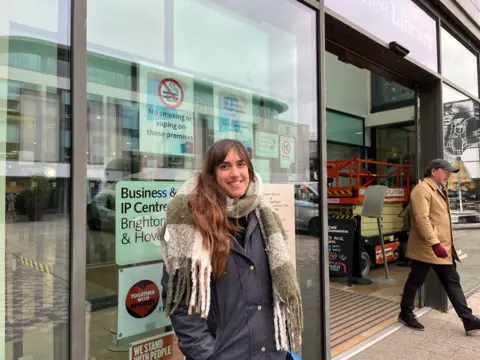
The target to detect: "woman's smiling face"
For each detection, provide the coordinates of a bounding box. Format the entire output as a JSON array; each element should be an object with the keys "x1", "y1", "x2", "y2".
[{"x1": 215, "y1": 149, "x2": 250, "y2": 198}]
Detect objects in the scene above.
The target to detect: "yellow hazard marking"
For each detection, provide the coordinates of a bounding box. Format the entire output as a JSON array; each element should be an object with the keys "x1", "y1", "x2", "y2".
[
  {"x1": 19, "y1": 257, "x2": 53, "y2": 274},
  {"x1": 6, "y1": 251, "x2": 53, "y2": 274},
  {"x1": 329, "y1": 215, "x2": 357, "y2": 219},
  {"x1": 327, "y1": 190, "x2": 353, "y2": 196}
]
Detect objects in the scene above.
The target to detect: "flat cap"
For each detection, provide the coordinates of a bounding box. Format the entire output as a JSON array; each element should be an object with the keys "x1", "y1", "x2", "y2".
[{"x1": 427, "y1": 159, "x2": 459, "y2": 173}]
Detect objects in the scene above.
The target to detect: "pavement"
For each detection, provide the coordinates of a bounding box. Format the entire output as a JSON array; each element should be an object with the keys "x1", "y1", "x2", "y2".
[{"x1": 352, "y1": 290, "x2": 480, "y2": 360}]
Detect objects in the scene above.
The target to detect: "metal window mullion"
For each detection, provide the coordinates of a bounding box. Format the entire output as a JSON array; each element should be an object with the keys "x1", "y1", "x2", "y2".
[
  {"x1": 317, "y1": 0, "x2": 330, "y2": 359},
  {"x1": 478, "y1": 53, "x2": 480, "y2": 98},
  {"x1": 300, "y1": 0, "x2": 321, "y2": 9},
  {"x1": 70, "y1": 0, "x2": 88, "y2": 359},
  {"x1": 438, "y1": 18, "x2": 443, "y2": 75}
]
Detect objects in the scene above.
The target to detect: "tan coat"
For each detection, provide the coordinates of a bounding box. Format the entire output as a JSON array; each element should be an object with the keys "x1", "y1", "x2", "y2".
[{"x1": 406, "y1": 177, "x2": 459, "y2": 265}]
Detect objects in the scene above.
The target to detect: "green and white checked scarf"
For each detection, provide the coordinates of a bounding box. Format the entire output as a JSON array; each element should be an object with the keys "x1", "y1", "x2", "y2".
[{"x1": 159, "y1": 173, "x2": 303, "y2": 351}]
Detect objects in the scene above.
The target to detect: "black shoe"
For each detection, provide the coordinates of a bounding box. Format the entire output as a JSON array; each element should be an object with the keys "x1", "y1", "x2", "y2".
[
  {"x1": 352, "y1": 277, "x2": 373, "y2": 285},
  {"x1": 398, "y1": 311, "x2": 425, "y2": 331},
  {"x1": 463, "y1": 316, "x2": 480, "y2": 336}
]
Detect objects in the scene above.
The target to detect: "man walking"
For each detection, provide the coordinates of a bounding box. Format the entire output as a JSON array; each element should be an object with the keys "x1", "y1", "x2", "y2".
[{"x1": 399, "y1": 159, "x2": 480, "y2": 335}]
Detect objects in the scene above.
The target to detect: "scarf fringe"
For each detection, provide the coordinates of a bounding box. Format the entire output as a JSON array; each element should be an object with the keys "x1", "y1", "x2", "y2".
[
  {"x1": 274, "y1": 294, "x2": 288, "y2": 351},
  {"x1": 286, "y1": 295, "x2": 303, "y2": 350},
  {"x1": 273, "y1": 291, "x2": 303, "y2": 351},
  {"x1": 165, "y1": 259, "x2": 191, "y2": 315},
  {"x1": 165, "y1": 259, "x2": 212, "y2": 319},
  {"x1": 188, "y1": 259, "x2": 212, "y2": 317}
]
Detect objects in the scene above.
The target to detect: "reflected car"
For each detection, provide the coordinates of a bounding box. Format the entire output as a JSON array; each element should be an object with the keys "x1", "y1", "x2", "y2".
[{"x1": 294, "y1": 182, "x2": 321, "y2": 236}]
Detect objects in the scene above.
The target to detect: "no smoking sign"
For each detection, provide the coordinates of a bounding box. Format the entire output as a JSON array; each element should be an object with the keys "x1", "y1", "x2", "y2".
[
  {"x1": 158, "y1": 78, "x2": 184, "y2": 109},
  {"x1": 280, "y1": 136, "x2": 294, "y2": 169}
]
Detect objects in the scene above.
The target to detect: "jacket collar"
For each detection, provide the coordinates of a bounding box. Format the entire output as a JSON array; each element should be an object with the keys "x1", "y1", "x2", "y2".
[
  {"x1": 230, "y1": 212, "x2": 259, "y2": 258},
  {"x1": 423, "y1": 177, "x2": 439, "y2": 191},
  {"x1": 423, "y1": 177, "x2": 448, "y2": 199}
]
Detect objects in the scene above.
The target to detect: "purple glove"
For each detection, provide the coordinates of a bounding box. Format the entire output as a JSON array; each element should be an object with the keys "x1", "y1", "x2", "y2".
[{"x1": 432, "y1": 243, "x2": 448, "y2": 258}]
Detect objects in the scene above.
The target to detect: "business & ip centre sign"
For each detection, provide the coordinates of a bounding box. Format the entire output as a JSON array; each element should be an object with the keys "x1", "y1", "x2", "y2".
[{"x1": 115, "y1": 181, "x2": 181, "y2": 266}]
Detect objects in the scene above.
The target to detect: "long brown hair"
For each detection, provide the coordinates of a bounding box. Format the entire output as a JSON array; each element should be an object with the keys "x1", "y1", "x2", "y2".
[{"x1": 189, "y1": 139, "x2": 255, "y2": 279}]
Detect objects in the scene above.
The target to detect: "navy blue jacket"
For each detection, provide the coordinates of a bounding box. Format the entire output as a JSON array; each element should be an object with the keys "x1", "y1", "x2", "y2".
[{"x1": 161, "y1": 212, "x2": 287, "y2": 360}]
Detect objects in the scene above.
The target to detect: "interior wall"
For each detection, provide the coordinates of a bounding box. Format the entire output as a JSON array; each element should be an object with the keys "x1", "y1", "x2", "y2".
[
  {"x1": 366, "y1": 107, "x2": 415, "y2": 127},
  {"x1": 325, "y1": 51, "x2": 415, "y2": 134},
  {"x1": 325, "y1": 52, "x2": 369, "y2": 117}
]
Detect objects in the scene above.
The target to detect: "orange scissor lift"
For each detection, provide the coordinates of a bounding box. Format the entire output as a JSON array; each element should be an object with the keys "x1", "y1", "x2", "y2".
[
  {"x1": 327, "y1": 158, "x2": 410, "y2": 205},
  {"x1": 327, "y1": 158, "x2": 411, "y2": 274}
]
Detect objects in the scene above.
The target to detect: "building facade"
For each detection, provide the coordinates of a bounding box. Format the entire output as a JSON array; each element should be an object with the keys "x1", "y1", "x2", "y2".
[{"x1": 2, "y1": 0, "x2": 480, "y2": 359}]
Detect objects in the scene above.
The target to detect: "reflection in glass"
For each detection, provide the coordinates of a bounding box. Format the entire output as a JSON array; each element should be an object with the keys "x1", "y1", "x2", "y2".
[
  {"x1": 442, "y1": 83, "x2": 480, "y2": 295},
  {"x1": 85, "y1": 0, "x2": 319, "y2": 359},
  {"x1": 1, "y1": 3, "x2": 71, "y2": 359},
  {"x1": 441, "y1": 28, "x2": 479, "y2": 96}
]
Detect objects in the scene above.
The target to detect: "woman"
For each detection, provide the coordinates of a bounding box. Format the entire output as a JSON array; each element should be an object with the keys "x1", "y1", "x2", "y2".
[{"x1": 159, "y1": 139, "x2": 303, "y2": 360}]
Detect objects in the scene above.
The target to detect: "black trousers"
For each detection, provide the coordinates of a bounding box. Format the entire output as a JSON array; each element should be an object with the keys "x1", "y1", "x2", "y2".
[{"x1": 400, "y1": 260, "x2": 473, "y2": 319}]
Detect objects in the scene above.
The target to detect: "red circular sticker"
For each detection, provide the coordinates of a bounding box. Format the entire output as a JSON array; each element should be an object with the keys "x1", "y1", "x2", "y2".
[
  {"x1": 125, "y1": 280, "x2": 160, "y2": 318},
  {"x1": 158, "y1": 78, "x2": 184, "y2": 109}
]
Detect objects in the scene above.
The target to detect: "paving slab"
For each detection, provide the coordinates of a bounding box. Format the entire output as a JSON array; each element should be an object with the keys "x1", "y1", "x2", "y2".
[{"x1": 352, "y1": 290, "x2": 480, "y2": 360}]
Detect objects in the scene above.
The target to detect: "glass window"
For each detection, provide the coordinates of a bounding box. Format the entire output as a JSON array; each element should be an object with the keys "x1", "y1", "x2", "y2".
[
  {"x1": 85, "y1": 0, "x2": 319, "y2": 359},
  {"x1": 1, "y1": 2, "x2": 71, "y2": 359},
  {"x1": 327, "y1": 143, "x2": 364, "y2": 161},
  {"x1": 441, "y1": 28, "x2": 479, "y2": 96},
  {"x1": 443, "y1": 83, "x2": 480, "y2": 294},
  {"x1": 327, "y1": 110, "x2": 364, "y2": 146},
  {"x1": 376, "y1": 125, "x2": 417, "y2": 182},
  {"x1": 371, "y1": 74, "x2": 415, "y2": 112},
  {"x1": 325, "y1": 0, "x2": 438, "y2": 71}
]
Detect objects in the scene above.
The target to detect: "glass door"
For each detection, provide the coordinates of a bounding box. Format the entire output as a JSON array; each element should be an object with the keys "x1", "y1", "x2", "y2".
[{"x1": 325, "y1": 47, "x2": 420, "y2": 357}]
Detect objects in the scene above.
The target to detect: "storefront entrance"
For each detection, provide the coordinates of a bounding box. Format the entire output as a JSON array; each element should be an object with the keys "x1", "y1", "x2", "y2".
[
  {"x1": 321, "y1": 0, "x2": 479, "y2": 354},
  {"x1": 323, "y1": 44, "x2": 422, "y2": 356}
]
